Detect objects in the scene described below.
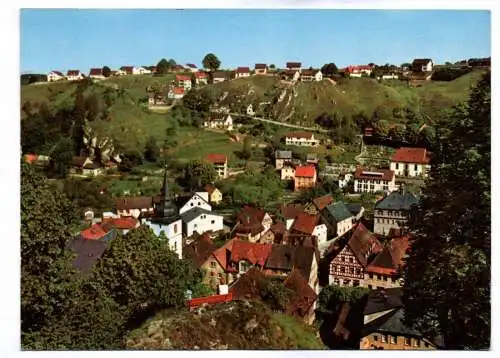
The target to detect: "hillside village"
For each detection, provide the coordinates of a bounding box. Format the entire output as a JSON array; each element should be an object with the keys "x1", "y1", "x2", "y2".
[{"x1": 21, "y1": 53, "x2": 491, "y2": 350}]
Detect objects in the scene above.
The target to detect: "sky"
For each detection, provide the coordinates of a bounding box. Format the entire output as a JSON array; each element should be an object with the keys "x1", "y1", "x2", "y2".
[{"x1": 20, "y1": 9, "x2": 491, "y2": 73}]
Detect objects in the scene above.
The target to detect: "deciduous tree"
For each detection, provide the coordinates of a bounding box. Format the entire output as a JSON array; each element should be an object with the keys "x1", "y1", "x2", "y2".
[{"x1": 202, "y1": 53, "x2": 221, "y2": 72}]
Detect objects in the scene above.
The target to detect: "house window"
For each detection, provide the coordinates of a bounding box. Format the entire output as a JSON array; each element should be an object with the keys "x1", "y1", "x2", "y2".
[
  {"x1": 373, "y1": 335, "x2": 378, "y2": 341},
  {"x1": 211, "y1": 220, "x2": 215, "y2": 224},
  {"x1": 340, "y1": 267, "x2": 345, "y2": 273},
  {"x1": 377, "y1": 275, "x2": 382, "y2": 280},
  {"x1": 210, "y1": 261, "x2": 216, "y2": 268},
  {"x1": 334, "y1": 278, "x2": 340, "y2": 285},
  {"x1": 174, "y1": 224, "x2": 178, "y2": 234},
  {"x1": 414, "y1": 164, "x2": 418, "y2": 171},
  {"x1": 343, "y1": 279, "x2": 350, "y2": 286},
  {"x1": 424, "y1": 342, "x2": 430, "y2": 348},
  {"x1": 349, "y1": 267, "x2": 354, "y2": 274},
  {"x1": 383, "y1": 276, "x2": 388, "y2": 281},
  {"x1": 190, "y1": 202, "x2": 194, "y2": 206},
  {"x1": 368, "y1": 285, "x2": 373, "y2": 289},
  {"x1": 381, "y1": 335, "x2": 387, "y2": 343},
  {"x1": 404, "y1": 337, "x2": 410, "y2": 346},
  {"x1": 390, "y1": 335, "x2": 397, "y2": 344},
  {"x1": 369, "y1": 273, "x2": 374, "y2": 279}
]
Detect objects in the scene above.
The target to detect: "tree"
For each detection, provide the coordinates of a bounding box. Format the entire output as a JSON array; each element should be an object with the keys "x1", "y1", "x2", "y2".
[
  {"x1": 321, "y1": 63, "x2": 338, "y2": 77},
  {"x1": 156, "y1": 58, "x2": 169, "y2": 75},
  {"x1": 21, "y1": 164, "x2": 79, "y2": 342},
  {"x1": 402, "y1": 72, "x2": 490, "y2": 349},
  {"x1": 102, "y1": 66, "x2": 111, "y2": 78},
  {"x1": 202, "y1": 53, "x2": 221, "y2": 71},
  {"x1": 269, "y1": 64, "x2": 276, "y2": 69},
  {"x1": 144, "y1": 136, "x2": 159, "y2": 162},
  {"x1": 49, "y1": 138, "x2": 74, "y2": 178},
  {"x1": 401, "y1": 62, "x2": 412, "y2": 68},
  {"x1": 167, "y1": 58, "x2": 177, "y2": 69},
  {"x1": 184, "y1": 159, "x2": 217, "y2": 190}
]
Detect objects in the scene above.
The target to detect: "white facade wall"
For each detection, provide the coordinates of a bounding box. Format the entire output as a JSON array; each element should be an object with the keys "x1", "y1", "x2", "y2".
[
  {"x1": 117, "y1": 207, "x2": 154, "y2": 219},
  {"x1": 315, "y1": 72, "x2": 323, "y2": 81},
  {"x1": 354, "y1": 178, "x2": 398, "y2": 194},
  {"x1": 47, "y1": 72, "x2": 64, "y2": 82},
  {"x1": 184, "y1": 212, "x2": 224, "y2": 237},
  {"x1": 281, "y1": 166, "x2": 296, "y2": 180},
  {"x1": 285, "y1": 136, "x2": 318, "y2": 147},
  {"x1": 179, "y1": 194, "x2": 212, "y2": 215},
  {"x1": 236, "y1": 72, "x2": 250, "y2": 78},
  {"x1": 390, "y1": 161, "x2": 430, "y2": 178},
  {"x1": 338, "y1": 173, "x2": 353, "y2": 189},
  {"x1": 336, "y1": 217, "x2": 353, "y2": 237},
  {"x1": 313, "y1": 224, "x2": 328, "y2": 247},
  {"x1": 67, "y1": 73, "x2": 84, "y2": 81},
  {"x1": 142, "y1": 218, "x2": 183, "y2": 258}
]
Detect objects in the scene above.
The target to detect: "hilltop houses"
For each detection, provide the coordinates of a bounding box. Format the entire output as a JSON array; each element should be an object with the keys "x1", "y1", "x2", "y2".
[
  {"x1": 294, "y1": 165, "x2": 317, "y2": 191},
  {"x1": 195, "y1": 71, "x2": 209, "y2": 85},
  {"x1": 300, "y1": 69, "x2": 323, "y2": 82},
  {"x1": 235, "y1": 67, "x2": 251, "y2": 78},
  {"x1": 203, "y1": 113, "x2": 233, "y2": 131},
  {"x1": 346, "y1": 65, "x2": 373, "y2": 78},
  {"x1": 47, "y1": 71, "x2": 65, "y2": 82},
  {"x1": 254, "y1": 63, "x2": 268, "y2": 75},
  {"x1": 286, "y1": 62, "x2": 302, "y2": 72},
  {"x1": 412, "y1": 59, "x2": 434, "y2": 72},
  {"x1": 168, "y1": 87, "x2": 185, "y2": 99},
  {"x1": 67, "y1": 70, "x2": 84, "y2": 81},
  {"x1": 176, "y1": 74, "x2": 192, "y2": 90},
  {"x1": 205, "y1": 153, "x2": 229, "y2": 179},
  {"x1": 354, "y1": 168, "x2": 398, "y2": 194}
]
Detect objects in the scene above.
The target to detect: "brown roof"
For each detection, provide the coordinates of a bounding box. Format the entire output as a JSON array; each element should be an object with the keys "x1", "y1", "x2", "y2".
[
  {"x1": 255, "y1": 63, "x2": 267, "y2": 69},
  {"x1": 346, "y1": 223, "x2": 382, "y2": 267},
  {"x1": 213, "y1": 239, "x2": 272, "y2": 272},
  {"x1": 412, "y1": 58, "x2": 432, "y2": 66},
  {"x1": 229, "y1": 267, "x2": 269, "y2": 300},
  {"x1": 205, "y1": 153, "x2": 227, "y2": 164},
  {"x1": 236, "y1": 67, "x2": 250, "y2": 73},
  {"x1": 286, "y1": 62, "x2": 302, "y2": 68},
  {"x1": 115, "y1": 196, "x2": 153, "y2": 211},
  {"x1": 366, "y1": 236, "x2": 410, "y2": 275},
  {"x1": 89, "y1": 68, "x2": 103, "y2": 76},
  {"x1": 391, "y1": 147, "x2": 431, "y2": 164},
  {"x1": 354, "y1": 167, "x2": 395, "y2": 181},
  {"x1": 284, "y1": 269, "x2": 317, "y2": 318},
  {"x1": 234, "y1": 206, "x2": 267, "y2": 235},
  {"x1": 291, "y1": 212, "x2": 319, "y2": 235},
  {"x1": 286, "y1": 131, "x2": 313, "y2": 139},
  {"x1": 67, "y1": 70, "x2": 80, "y2": 76},
  {"x1": 184, "y1": 232, "x2": 218, "y2": 268},
  {"x1": 301, "y1": 69, "x2": 319, "y2": 76},
  {"x1": 265, "y1": 245, "x2": 316, "y2": 281},
  {"x1": 213, "y1": 71, "x2": 227, "y2": 79},
  {"x1": 312, "y1": 194, "x2": 334, "y2": 211},
  {"x1": 204, "y1": 183, "x2": 217, "y2": 195},
  {"x1": 280, "y1": 203, "x2": 304, "y2": 220}
]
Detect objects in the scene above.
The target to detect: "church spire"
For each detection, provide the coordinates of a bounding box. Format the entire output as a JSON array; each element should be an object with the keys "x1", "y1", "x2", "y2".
[
  {"x1": 162, "y1": 163, "x2": 171, "y2": 200},
  {"x1": 160, "y1": 164, "x2": 178, "y2": 219}
]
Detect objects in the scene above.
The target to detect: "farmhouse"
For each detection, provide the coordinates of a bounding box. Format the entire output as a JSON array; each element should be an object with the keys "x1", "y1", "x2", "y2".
[
  {"x1": 281, "y1": 162, "x2": 296, "y2": 181},
  {"x1": 411, "y1": 58, "x2": 433, "y2": 72},
  {"x1": 120, "y1": 66, "x2": 138, "y2": 75},
  {"x1": 373, "y1": 185, "x2": 419, "y2": 236},
  {"x1": 254, "y1": 63, "x2": 268, "y2": 75},
  {"x1": 290, "y1": 212, "x2": 328, "y2": 247},
  {"x1": 194, "y1": 71, "x2": 208, "y2": 85},
  {"x1": 89, "y1": 68, "x2": 105, "y2": 80},
  {"x1": 203, "y1": 113, "x2": 233, "y2": 131},
  {"x1": 286, "y1": 62, "x2": 302, "y2": 72},
  {"x1": 346, "y1": 65, "x2": 373, "y2": 77},
  {"x1": 235, "y1": 67, "x2": 251, "y2": 78},
  {"x1": 300, "y1": 69, "x2": 323, "y2": 82},
  {"x1": 168, "y1": 87, "x2": 185, "y2": 99},
  {"x1": 213, "y1": 71, "x2": 229, "y2": 83},
  {"x1": 390, "y1": 147, "x2": 431, "y2": 178},
  {"x1": 66, "y1": 70, "x2": 84, "y2": 81},
  {"x1": 47, "y1": 71, "x2": 65, "y2": 82},
  {"x1": 354, "y1": 167, "x2": 398, "y2": 194},
  {"x1": 232, "y1": 206, "x2": 273, "y2": 243},
  {"x1": 205, "y1": 153, "x2": 228, "y2": 179},
  {"x1": 181, "y1": 207, "x2": 224, "y2": 237},
  {"x1": 281, "y1": 70, "x2": 301, "y2": 82},
  {"x1": 284, "y1": 131, "x2": 319, "y2": 147}
]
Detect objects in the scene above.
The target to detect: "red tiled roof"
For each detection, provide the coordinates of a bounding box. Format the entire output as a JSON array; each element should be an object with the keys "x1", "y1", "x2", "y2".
[
  {"x1": 173, "y1": 87, "x2": 185, "y2": 95},
  {"x1": 280, "y1": 204, "x2": 304, "y2": 220},
  {"x1": 195, "y1": 71, "x2": 208, "y2": 78},
  {"x1": 312, "y1": 194, "x2": 334, "y2": 211},
  {"x1": 286, "y1": 131, "x2": 313, "y2": 139},
  {"x1": 204, "y1": 184, "x2": 216, "y2": 194},
  {"x1": 346, "y1": 65, "x2": 373, "y2": 73},
  {"x1": 295, "y1": 165, "x2": 316, "y2": 178},
  {"x1": 366, "y1": 236, "x2": 410, "y2": 275},
  {"x1": 354, "y1": 167, "x2": 395, "y2": 181},
  {"x1": 346, "y1": 223, "x2": 383, "y2": 267},
  {"x1": 89, "y1": 68, "x2": 103, "y2": 76},
  {"x1": 212, "y1": 239, "x2": 272, "y2": 271},
  {"x1": 205, "y1": 153, "x2": 227, "y2": 164},
  {"x1": 235, "y1": 206, "x2": 268, "y2": 234},
  {"x1": 291, "y1": 212, "x2": 319, "y2": 235},
  {"x1": 176, "y1": 74, "x2": 192, "y2": 81},
  {"x1": 67, "y1": 70, "x2": 80, "y2": 76},
  {"x1": 236, "y1": 67, "x2": 250, "y2": 73},
  {"x1": 187, "y1": 293, "x2": 233, "y2": 309},
  {"x1": 391, "y1": 147, "x2": 431, "y2": 164},
  {"x1": 81, "y1": 224, "x2": 108, "y2": 240},
  {"x1": 102, "y1": 217, "x2": 139, "y2": 230},
  {"x1": 24, "y1": 154, "x2": 38, "y2": 164},
  {"x1": 255, "y1": 64, "x2": 267, "y2": 69}
]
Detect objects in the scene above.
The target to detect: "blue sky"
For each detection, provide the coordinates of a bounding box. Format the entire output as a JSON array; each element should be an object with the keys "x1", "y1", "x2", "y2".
[{"x1": 20, "y1": 9, "x2": 491, "y2": 73}]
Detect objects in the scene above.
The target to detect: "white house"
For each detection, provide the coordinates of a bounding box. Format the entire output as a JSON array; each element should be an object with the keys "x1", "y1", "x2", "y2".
[
  {"x1": 354, "y1": 168, "x2": 398, "y2": 194},
  {"x1": 246, "y1": 104, "x2": 255, "y2": 116},
  {"x1": 89, "y1": 68, "x2": 105, "y2": 80},
  {"x1": 185, "y1": 64, "x2": 198, "y2": 72},
  {"x1": 235, "y1": 67, "x2": 251, "y2": 78},
  {"x1": 254, "y1": 64, "x2": 268, "y2": 75},
  {"x1": 346, "y1": 65, "x2": 373, "y2": 78},
  {"x1": 321, "y1": 202, "x2": 355, "y2": 238},
  {"x1": 412, "y1": 58, "x2": 433, "y2": 72},
  {"x1": 176, "y1": 75, "x2": 192, "y2": 90},
  {"x1": 390, "y1": 147, "x2": 431, "y2": 178},
  {"x1": 47, "y1": 71, "x2": 65, "y2": 82},
  {"x1": 373, "y1": 186, "x2": 419, "y2": 236},
  {"x1": 203, "y1": 113, "x2": 233, "y2": 131},
  {"x1": 284, "y1": 131, "x2": 319, "y2": 147},
  {"x1": 286, "y1": 62, "x2": 302, "y2": 72},
  {"x1": 281, "y1": 163, "x2": 296, "y2": 180},
  {"x1": 136, "y1": 66, "x2": 151, "y2": 75},
  {"x1": 312, "y1": 223, "x2": 328, "y2": 247},
  {"x1": 300, "y1": 70, "x2": 323, "y2": 82},
  {"x1": 168, "y1": 87, "x2": 185, "y2": 99},
  {"x1": 195, "y1": 72, "x2": 208, "y2": 85},
  {"x1": 179, "y1": 192, "x2": 212, "y2": 215},
  {"x1": 379, "y1": 73, "x2": 399, "y2": 80},
  {"x1": 115, "y1": 196, "x2": 154, "y2": 218},
  {"x1": 66, "y1": 70, "x2": 84, "y2": 81},
  {"x1": 181, "y1": 207, "x2": 224, "y2": 237},
  {"x1": 338, "y1": 173, "x2": 353, "y2": 190}
]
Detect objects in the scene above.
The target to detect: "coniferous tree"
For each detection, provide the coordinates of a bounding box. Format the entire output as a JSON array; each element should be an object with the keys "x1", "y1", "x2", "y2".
[{"x1": 402, "y1": 72, "x2": 491, "y2": 350}]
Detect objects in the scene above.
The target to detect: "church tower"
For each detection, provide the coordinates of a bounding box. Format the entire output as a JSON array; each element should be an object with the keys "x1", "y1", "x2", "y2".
[{"x1": 159, "y1": 164, "x2": 179, "y2": 220}]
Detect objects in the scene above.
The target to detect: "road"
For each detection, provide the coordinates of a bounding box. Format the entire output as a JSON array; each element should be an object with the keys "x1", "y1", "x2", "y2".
[{"x1": 229, "y1": 113, "x2": 330, "y2": 133}]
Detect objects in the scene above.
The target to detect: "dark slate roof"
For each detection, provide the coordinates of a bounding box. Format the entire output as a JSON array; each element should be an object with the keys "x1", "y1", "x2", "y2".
[
  {"x1": 325, "y1": 202, "x2": 353, "y2": 222},
  {"x1": 265, "y1": 245, "x2": 316, "y2": 281},
  {"x1": 346, "y1": 203, "x2": 363, "y2": 216},
  {"x1": 375, "y1": 190, "x2": 419, "y2": 211},
  {"x1": 363, "y1": 287, "x2": 404, "y2": 315},
  {"x1": 180, "y1": 207, "x2": 213, "y2": 223},
  {"x1": 68, "y1": 236, "x2": 107, "y2": 273},
  {"x1": 363, "y1": 307, "x2": 422, "y2": 338},
  {"x1": 183, "y1": 233, "x2": 217, "y2": 268}
]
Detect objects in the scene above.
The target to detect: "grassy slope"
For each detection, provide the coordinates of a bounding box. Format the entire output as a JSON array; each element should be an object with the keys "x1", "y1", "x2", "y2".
[{"x1": 124, "y1": 300, "x2": 325, "y2": 349}]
